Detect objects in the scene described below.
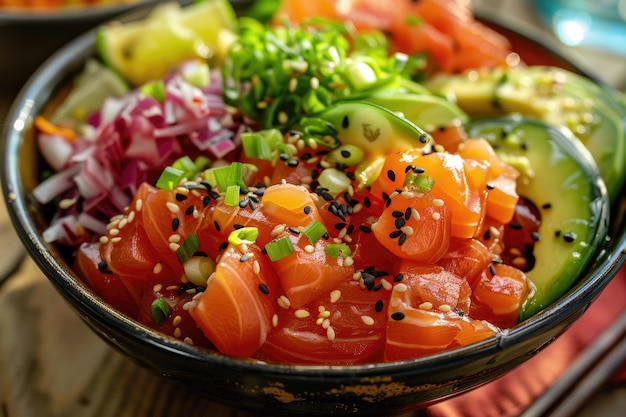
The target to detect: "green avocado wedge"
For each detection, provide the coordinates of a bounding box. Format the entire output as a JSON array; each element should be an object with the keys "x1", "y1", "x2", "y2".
[
  {"x1": 426, "y1": 66, "x2": 626, "y2": 203},
  {"x1": 466, "y1": 117, "x2": 610, "y2": 320}
]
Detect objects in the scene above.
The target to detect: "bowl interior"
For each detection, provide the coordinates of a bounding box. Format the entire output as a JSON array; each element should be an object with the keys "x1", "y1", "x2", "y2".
[{"x1": 2, "y1": 6, "x2": 626, "y2": 415}]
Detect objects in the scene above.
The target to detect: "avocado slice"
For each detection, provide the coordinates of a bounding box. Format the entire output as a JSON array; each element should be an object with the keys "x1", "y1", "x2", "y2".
[
  {"x1": 466, "y1": 117, "x2": 610, "y2": 320},
  {"x1": 425, "y1": 66, "x2": 626, "y2": 202}
]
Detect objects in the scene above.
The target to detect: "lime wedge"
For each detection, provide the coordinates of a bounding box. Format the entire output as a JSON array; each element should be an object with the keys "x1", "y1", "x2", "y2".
[
  {"x1": 51, "y1": 59, "x2": 130, "y2": 126},
  {"x1": 97, "y1": 0, "x2": 238, "y2": 86}
]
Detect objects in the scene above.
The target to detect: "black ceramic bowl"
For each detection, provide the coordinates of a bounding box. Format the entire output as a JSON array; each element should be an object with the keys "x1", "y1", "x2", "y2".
[{"x1": 2, "y1": 6, "x2": 626, "y2": 416}]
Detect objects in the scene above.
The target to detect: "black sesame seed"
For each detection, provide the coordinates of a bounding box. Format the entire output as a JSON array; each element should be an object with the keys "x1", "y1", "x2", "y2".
[
  {"x1": 359, "y1": 225, "x2": 372, "y2": 234},
  {"x1": 258, "y1": 283, "x2": 270, "y2": 295},
  {"x1": 185, "y1": 205, "x2": 195, "y2": 216},
  {"x1": 171, "y1": 218, "x2": 180, "y2": 232},
  {"x1": 404, "y1": 207, "x2": 411, "y2": 221},
  {"x1": 489, "y1": 263, "x2": 496, "y2": 276},
  {"x1": 340, "y1": 149, "x2": 351, "y2": 158},
  {"x1": 175, "y1": 193, "x2": 188, "y2": 202},
  {"x1": 203, "y1": 196, "x2": 211, "y2": 207},
  {"x1": 486, "y1": 182, "x2": 495, "y2": 190},
  {"x1": 555, "y1": 230, "x2": 562, "y2": 237},
  {"x1": 97, "y1": 260, "x2": 112, "y2": 274},
  {"x1": 418, "y1": 133, "x2": 428, "y2": 144},
  {"x1": 509, "y1": 222, "x2": 522, "y2": 230},
  {"x1": 303, "y1": 205, "x2": 312, "y2": 214},
  {"x1": 412, "y1": 166, "x2": 425, "y2": 174},
  {"x1": 334, "y1": 222, "x2": 347, "y2": 230},
  {"x1": 394, "y1": 218, "x2": 406, "y2": 229},
  {"x1": 287, "y1": 159, "x2": 299, "y2": 167},
  {"x1": 239, "y1": 198, "x2": 249, "y2": 208},
  {"x1": 288, "y1": 226, "x2": 301, "y2": 234},
  {"x1": 375, "y1": 299, "x2": 384, "y2": 312},
  {"x1": 483, "y1": 229, "x2": 491, "y2": 240},
  {"x1": 363, "y1": 196, "x2": 371, "y2": 207},
  {"x1": 542, "y1": 202, "x2": 552, "y2": 209},
  {"x1": 342, "y1": 115, "x2": 349, "y2": 129},
  {"x1": 393, "y1": 273, "x2": 404, "y2": 282},
  {"x1": 392, "y1": 210, "x2": 404, "y2": 218},
  {"x1": 391, "y1": 311, "x2": 406, "y2": 321},
  {"x1": 387, "y1": 169, "x2": 396, "y2": 181},
  {"x1": 214, "y1": 221, "x2": 221, "y2": 232},
  {"x1": 389, "y1": 230, "x2": 403, "y2": 238},
  {"x1": 233, "y1": 223, "x2": 245, "y2": 229},
  {"x1": 300, "y1": 152, "x2": 312, "y2": 160},
  {"x1": 398, "y1": 233, "x2": 407, "y2": 246},
  {"x1": 530, "y1": 232, "x2": 541, "y2": 242},
  {"x1": 218, "y1": 241, "x2": 228, "y2": 251},
  {"x1": 279, "y1": 153, "x2": 290, "y2": 161},
  {"x1": 563, "y1": 232, "x2": 577, "y2": 242}
]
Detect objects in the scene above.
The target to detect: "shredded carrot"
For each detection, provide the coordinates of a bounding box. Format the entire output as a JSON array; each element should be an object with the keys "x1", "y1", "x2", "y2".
[{"x1": 34, "y1": 116, "x2": 77, "y2": 141}]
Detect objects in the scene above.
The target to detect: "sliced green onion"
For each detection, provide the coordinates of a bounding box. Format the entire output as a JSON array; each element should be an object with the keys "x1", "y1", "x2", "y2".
[
  {"x1": 327, "y1": 144, "x2": 365, "y2": 167},
  {"x1": 228, "y1": 227, "x2": 259, "y2": 246},
  {"x1": 225, "y1": 184, "x2": 241, "y2": 206},
  {"x1": 302, "y1": 220, "x2": 327, "y2": 244},
  {"x1": 206, "y1": 162, "x2": 245, "y2": 191},
  {"x1": 176, "y1": 232, "x2": 200, "y2": 264},
  {"x1": 265, "y1": 236, "x2": 295, "y2": 262},
  {"x1": 156, "y1": 166, "x2": 185, "y2": 190},
  {"x1": 325, "y1": 243, "x2": 352, "y2": 258},
  {"x1": 150, "y1": 298, "x2": 170, "y2": 326},
  {"x1": 317, "y1": 167, "x2": 352, "y2": 196},
  {"x1": 173, "y1": 155, "x2": 197, "y2": 175},
  {"x1": 404, "y1": 173, "x2": 435, "y2": 193},
  {"x1": 140, "y1": 79, "x2": 166, "y2": 102},
  {"x1": 241, "y1": 131, "x2": 274, "y2": 160},
  {"x1": 183, "y1": 256, "x2": 215, "y2": 287}
]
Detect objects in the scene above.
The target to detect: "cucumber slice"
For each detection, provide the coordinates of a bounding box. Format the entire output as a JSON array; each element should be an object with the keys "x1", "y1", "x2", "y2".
[{"x1": 466, "y1": 117, "x2": 610, "y2": 320}]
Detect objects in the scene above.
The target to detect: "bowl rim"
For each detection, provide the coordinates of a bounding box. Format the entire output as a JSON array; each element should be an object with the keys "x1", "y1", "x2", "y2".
[{"x1": 2, "y1": 4, "x2": 626, "y2": 379}]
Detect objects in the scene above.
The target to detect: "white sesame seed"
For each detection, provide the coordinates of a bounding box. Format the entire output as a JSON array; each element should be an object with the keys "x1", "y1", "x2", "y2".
[
  {"x1": 294, "y1": 309, "x2": 310, "y2": 318},
  {"x1": 318, "y1": 310, "x2": 331, "y2": 319},
  {"x1": 395, "y1": 283, "x2": 409, "y2": 293},
  {"x1": 99, "y1": 236, "x2": 109, "y2": 244},
  {"x1": 111, "y1": 237, "x2": 122, "y2": 243},
  {"x1": 253, "y1": 260, "x2": 261, "y2": 274},
  {"x1": 58, "y1": 198, "x2": 76, "y2": 209},
  {"x1": 318, "y1": 305, "x2": 326, "y2": 313},
  {"x1": 277, "y1": 295, "x2": 291, "y2": 309},
  {"x1": 135, "y1": 198, "x2": 143, "y2": 212},
  {"x1": 401, "y1": 226, "x2": 414, "y2": 236},
  {"x1": 109, "y1": 228, "x2": 120, "y2": 236},
  {"x1": 153, "y1": 283, "x2": 163, "y2": 292},
  {"x1": 411, "y1": 208, "x2": 421, "y2": 221},
  {"x1": 173, "y1": 327, "x2": 182, "y2": 338},
  {"x1": 316, "y1": 317, "x2": 325, "y2": 326},
  {"x1": 489, "y1": 225, "x2": 501, "y2": 238},
  {"x1": 326, "y1": 326, "x2": 336, "y2": 341},
  {"x1": 381, "y1": 278, "x2": 393, "y2": 291},
  {"x1": 127, "y1": 210, "x2": 135, "y2": 224},
  {"x1": 353, "y1": 271, "x2": 362, "y2": 281},
  {"x1": 321, "y1": 318, "x2": 331, "y2": 329},
  {"x1": 271, "y1": 224, "x2": 286, "y2": 237},
  {"x1": 272, "y1": 314, "x2": 279, "y2": 327},
  {"x1": 401, "y1": 191, "x2": 416, "y2": 199},
  {"x1": 304, "y1": 244, "x2": 315, "y2": 253},
  {"x1": 431, "y1": 212, "x2": 441, "y2": 220},
  {"x1": 433, "y1": 198, "x2": 444, "y2": 207},
  {"x1": 184, "y1": 337, "x2": 194, "y2": 345},
  {"x1": 166, "y1": 202, "x2": 180, "y2": 214},
  {"x1": 361, "y1": 315, "x2": 375, "y2": 326},
  {"x1": 169, "y1": 234, "x2": 181, "y2": 243},
  {"x1": 438, "y1": 304, "x2": 451, "y2": 312},
  {"x1": 169, "y1": 242, "x2": 181, "y2": 251},
  {"x1": 152, "y1": 262, "x2": 163, "y2": 274},
  {"x1": 344, "y1": 256, "x2": 354, "y2": 267},
  {"x1": 419, "y1": 302, "x2": 433, "y2": 310},
  {"x1": 330, "y1": 290, "x2": 341, "y2": 303},
  {"x1": 118, "y1": 218, "x2": 128, "y2": 229},
  {"x1": 173, "y1": 315, "x2": 182, "y2": 326}
]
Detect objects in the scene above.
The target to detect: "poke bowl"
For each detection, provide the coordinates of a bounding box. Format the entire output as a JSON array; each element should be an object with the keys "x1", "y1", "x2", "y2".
[{"x1": 2, "y1": 0, "x2": 626, "y2": 415}]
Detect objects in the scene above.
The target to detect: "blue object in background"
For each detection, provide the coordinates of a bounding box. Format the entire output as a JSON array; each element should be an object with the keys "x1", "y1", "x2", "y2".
[{"x1": 534, "y1": 0, "x2": 626, "y2": 55}]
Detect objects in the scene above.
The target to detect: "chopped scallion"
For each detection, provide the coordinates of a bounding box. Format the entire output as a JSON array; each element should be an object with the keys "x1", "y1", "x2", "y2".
[
  {"x1": 140, "y1": 80, "x2": 166, "y2": 102},
  {"x1": 302, "y1": 220, "x2": 328, "y2": 244},
  {"x1": 206, "y1": 162, "x2": 246, "y2": 191},
  {"x1": 150, "y1": 298, "x2": 170, "y2": 326},
  {"x1": 228, "y1": 227, "x2": 259, "y2": 245},
  {"x1": 404, "y1": 173, "x2": 435, "y2": 193},
  {"x1": 325, "y1": 243, "x2": 352, "y2": 258},
  {"x1": 156, "y1": 166, "x2": 185, "y2": 190},
  {"x1": 225, "y1": 184, "x2": 241, "y2": 206},
  {"x1": 265, "y1": 235, "x2": 295, "y2": 262},
  {"x1": 176, "y1": 232, "x2": 200, "y2": 264}
]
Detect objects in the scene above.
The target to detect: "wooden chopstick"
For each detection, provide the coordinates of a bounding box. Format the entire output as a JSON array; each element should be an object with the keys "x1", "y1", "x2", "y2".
[{"x1": 518, "y1": 309, "x2": 626, "y2": 417}]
